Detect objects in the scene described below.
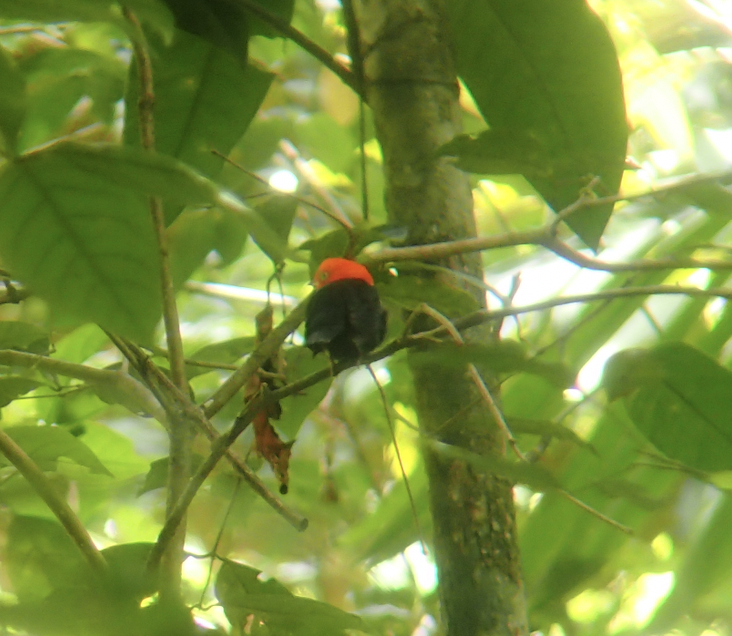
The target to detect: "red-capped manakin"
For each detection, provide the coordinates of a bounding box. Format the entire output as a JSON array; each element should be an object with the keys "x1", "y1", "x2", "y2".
[{"x1": 304, "y1": 257, "x2": 387, "y2": 364}]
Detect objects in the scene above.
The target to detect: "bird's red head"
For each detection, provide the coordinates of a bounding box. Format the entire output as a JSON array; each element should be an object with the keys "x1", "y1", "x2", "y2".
[{"x1": 313, "y1": 257, "x2": 374, "y2": 289}]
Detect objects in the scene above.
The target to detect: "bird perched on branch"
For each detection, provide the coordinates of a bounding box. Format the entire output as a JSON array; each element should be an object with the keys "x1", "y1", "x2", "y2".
[{"x1": 305, "y1": 257, "x2": 387, "y2": 365}]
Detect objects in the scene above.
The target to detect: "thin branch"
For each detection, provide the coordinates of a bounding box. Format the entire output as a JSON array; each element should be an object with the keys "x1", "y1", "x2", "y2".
[
  {"x1": 203, "y1": 299, "x2": 309, "y2": 418},
  {"x1": 123, "y1": 6, "x2": 190, "y2": 597},
  {"x1": 147, "y1": 406, "x2": 257, "y2": 574},
  {"x1": 0, "y1": 428, "x2": 108, "y2": 573},
  {"x1": 367, "y1": 364, "x2": 426, "y2": 553},
  {"x1": 107, "y1": 335, "x2": 308, "y2": 532},
  {"x1": 211, "y1": 149, "x2": 353, "y2": 231},
  {"x1": 364, "y1": 168, "x2": 732, "y2": 273},
  {"x1": 226, "y1": 0, "x2": 356, "y2": 92}
]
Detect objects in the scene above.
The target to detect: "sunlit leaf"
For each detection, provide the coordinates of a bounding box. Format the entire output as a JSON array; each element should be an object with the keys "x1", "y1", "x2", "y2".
[{"x1": 0, "y1": 377, "x2": 44, "y2": 407}]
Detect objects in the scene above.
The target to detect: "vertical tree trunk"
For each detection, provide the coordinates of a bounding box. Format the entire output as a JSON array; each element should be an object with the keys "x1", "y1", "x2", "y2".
[{"x1": 354, "y1": 1, "x2": 528, "y2": 634}]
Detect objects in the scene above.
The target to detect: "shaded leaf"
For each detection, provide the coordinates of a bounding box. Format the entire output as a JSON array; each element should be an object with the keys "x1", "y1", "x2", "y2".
[
  {"x1": 603, "y1": 343, "x2": 732, "y2": 471},
  {"x1": 215, "y1": 560, "x2": 364, "y2": 635},
  {"x1": 448, "y1": 0, "x2": 628, "y2": 248},
  {"x1": 6, "y1": 516, "x2": 86, "y2": 602},
  {"x1": 380, "y1": 274, "x2": 480, "y2": 317},
  {"x1": 508, "y1": 417, "x2": 595, "y2": 453},
  {"x1": 412, "y1": 341, "x2": 574, "y2": 387},
  {"x1": 187, "y1": 336, "x2": 257, "y2": 379},
  {"x1": 438, "y1": 127, "x2": 552, "y2": 179},
  {"x1": 139, "y1": 454, "x2": 205, "y2": 495},
  {"x1": 275, "y1": 346, "x2": 331, "y2": 438},
  {"x1": 124, "y1": 28, "x2": 274, "y2": 212},
  {"x1": 252, "y1": 195, "x2": 298, "y2": 264},
  {"x1": 3, "y1": 425, "x2": 113, "y2": 475},
  {"x1": 429, "y1": 440, "x2": 560, "y2": 491},
  {"x1": 0, "y1": 0, "x2": 174, "y2": 39},
  {"x1": 0, "y1": 142, "x2": 232, "y2": 341},
  {"x1": 0, "y1": 44, "x2": 26, "y2": 155}
]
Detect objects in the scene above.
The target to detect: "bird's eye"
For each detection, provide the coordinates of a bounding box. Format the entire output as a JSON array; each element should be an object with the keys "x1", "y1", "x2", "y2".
[{"x1": 319, "y1": 271, "x2": 329, "y2": 282}]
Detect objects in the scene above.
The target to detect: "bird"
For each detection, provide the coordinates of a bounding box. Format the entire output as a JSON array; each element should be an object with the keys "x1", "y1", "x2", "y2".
[{"x1": 304, "y1": 257, "x2": 387, "y2": 365}]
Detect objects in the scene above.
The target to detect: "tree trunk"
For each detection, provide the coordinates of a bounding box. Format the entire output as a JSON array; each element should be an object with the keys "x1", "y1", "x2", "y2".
[{"x1": 354, "y1": 1, "x2": 529, "y2": 634}]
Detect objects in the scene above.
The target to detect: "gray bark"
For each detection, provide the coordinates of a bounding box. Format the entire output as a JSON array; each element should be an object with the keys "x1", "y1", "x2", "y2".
[{"x1": 354, "y1": 1, "x2": 529, "y2": 634}]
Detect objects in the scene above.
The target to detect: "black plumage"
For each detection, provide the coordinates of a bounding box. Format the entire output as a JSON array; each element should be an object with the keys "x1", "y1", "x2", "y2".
[{"x1": 305, "y1": 278, "x2": 387, "y2": 364}]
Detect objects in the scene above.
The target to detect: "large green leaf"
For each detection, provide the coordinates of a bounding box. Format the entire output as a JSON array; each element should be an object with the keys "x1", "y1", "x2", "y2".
[
  {"x1": 448, "y1": 0, "x2": 628, "y2": 248},
  {"x1": 0, "y1": 142, "x2": 240, "y2": 340},
  {"x1": 124, "y1": 29, "x2": 274, "y2": 196},
  {"x1": 603, "y1": 343, "x2": 732, "y2": 472}
]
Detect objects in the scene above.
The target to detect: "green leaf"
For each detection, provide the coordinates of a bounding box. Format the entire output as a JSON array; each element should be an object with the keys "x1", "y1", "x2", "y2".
[
  {"x1": 17, "y1": 46, "x2": 126, "y2": 150},
  {"x1": 300, "y1": 229, "x2": 350, "y2": 273},
  {"x1": 0, "y1": 142, "x2": 236, "y2": 341},
  {"x1": 0, "y1": 44, "x2": 26, "y2": 155},
  {"x1": 648, "y1": 493, "x2": 732, "y2": 633},
  {"x1": 0, "y1": 321, "x2": 50, "y2": 354},
  {"x1": 429, "y1": 440, "x2": 560, "y2": 491},
  {"x1": 293, "y1": 112, "x2": 356, "y2": 174},
  {"x1": 603, "y1": 343, "x2": 732, "y2": 472},
  {"x1": 100, "y1": 543, "x2": 157, "y2": 601},
  {"x1": 3, "y1": 425, "x2": 113, "y2": 476},
  {"x1": 6, "y1": 515, "x2": 86, "y2": 602},
  {"x1": 0, "y1": 0, "x2": 174, "y2": 37},
  {"x1": 215, "y1": 560, "x2": 364, "y2": 635},
  {"x1": 0, "y1": 0, "x2": 115, "y2": 22},
  {"x1": 438, "y1": 127, "x2": 553, "y2": 179},
  {"x1": 448, "y1": 0, "x2": 627, "y2": 249},
  {"x1": 0, "y1": 146, "x2": 159, "y2": 340},
  {"x1": 252, "y1": 195, "x2": 298, "y2": 264},
  {"x1": 275, "y1": 347, "x2": 331, "y2": 438},
  {"x1": 139, "y1": 454, "x2": 204, "y2": 495},
  {"x1": 380, "y1": 274, "x2": 480, "y2": 317},
  {"x1": 508, "y1": 417, "x2": 595, "y2": 453},
  {"x1": 187, "y1": 336, "x2": 256, "y2": 379},
  {"x1": 341, "y1": 468, "x2": 431, "y2": 564},
  {"x1": 411, "y1": 341, "x2": 574, "y2": 387},
  {"x1": 168, "y1": 209, "x2": 219, "y2": 289},
  {"x1": 0, "y1": 377, "x2": 44, "y2": 407},
  {"x1": 124, "y1": 29, "x2": 274, "y2": 194}
]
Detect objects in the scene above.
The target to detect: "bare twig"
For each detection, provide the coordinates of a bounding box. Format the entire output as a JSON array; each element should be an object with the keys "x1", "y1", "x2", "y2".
[
  {"x1": 211, "y1": 149, "x2": 353, "y2": 231},
  {"x1": 227, "y1": 0, "x2": 356, "y2": 92}
]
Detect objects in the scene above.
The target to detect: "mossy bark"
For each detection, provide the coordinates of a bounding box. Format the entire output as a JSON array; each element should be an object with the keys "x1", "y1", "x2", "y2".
[{"x1": 354, "y1": 1, "x2": 528, "y2": 634}]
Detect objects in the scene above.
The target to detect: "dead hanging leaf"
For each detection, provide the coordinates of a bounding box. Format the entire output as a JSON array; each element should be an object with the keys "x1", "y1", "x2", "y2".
[{"x1": 242, "y1": 303, "x2": 294, "y2": 494}]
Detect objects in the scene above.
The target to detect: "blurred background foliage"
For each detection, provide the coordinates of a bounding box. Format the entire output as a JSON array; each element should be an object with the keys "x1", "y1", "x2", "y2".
[{"x1": 1, "y1": 0, "x2": 732, "y2": 635}]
